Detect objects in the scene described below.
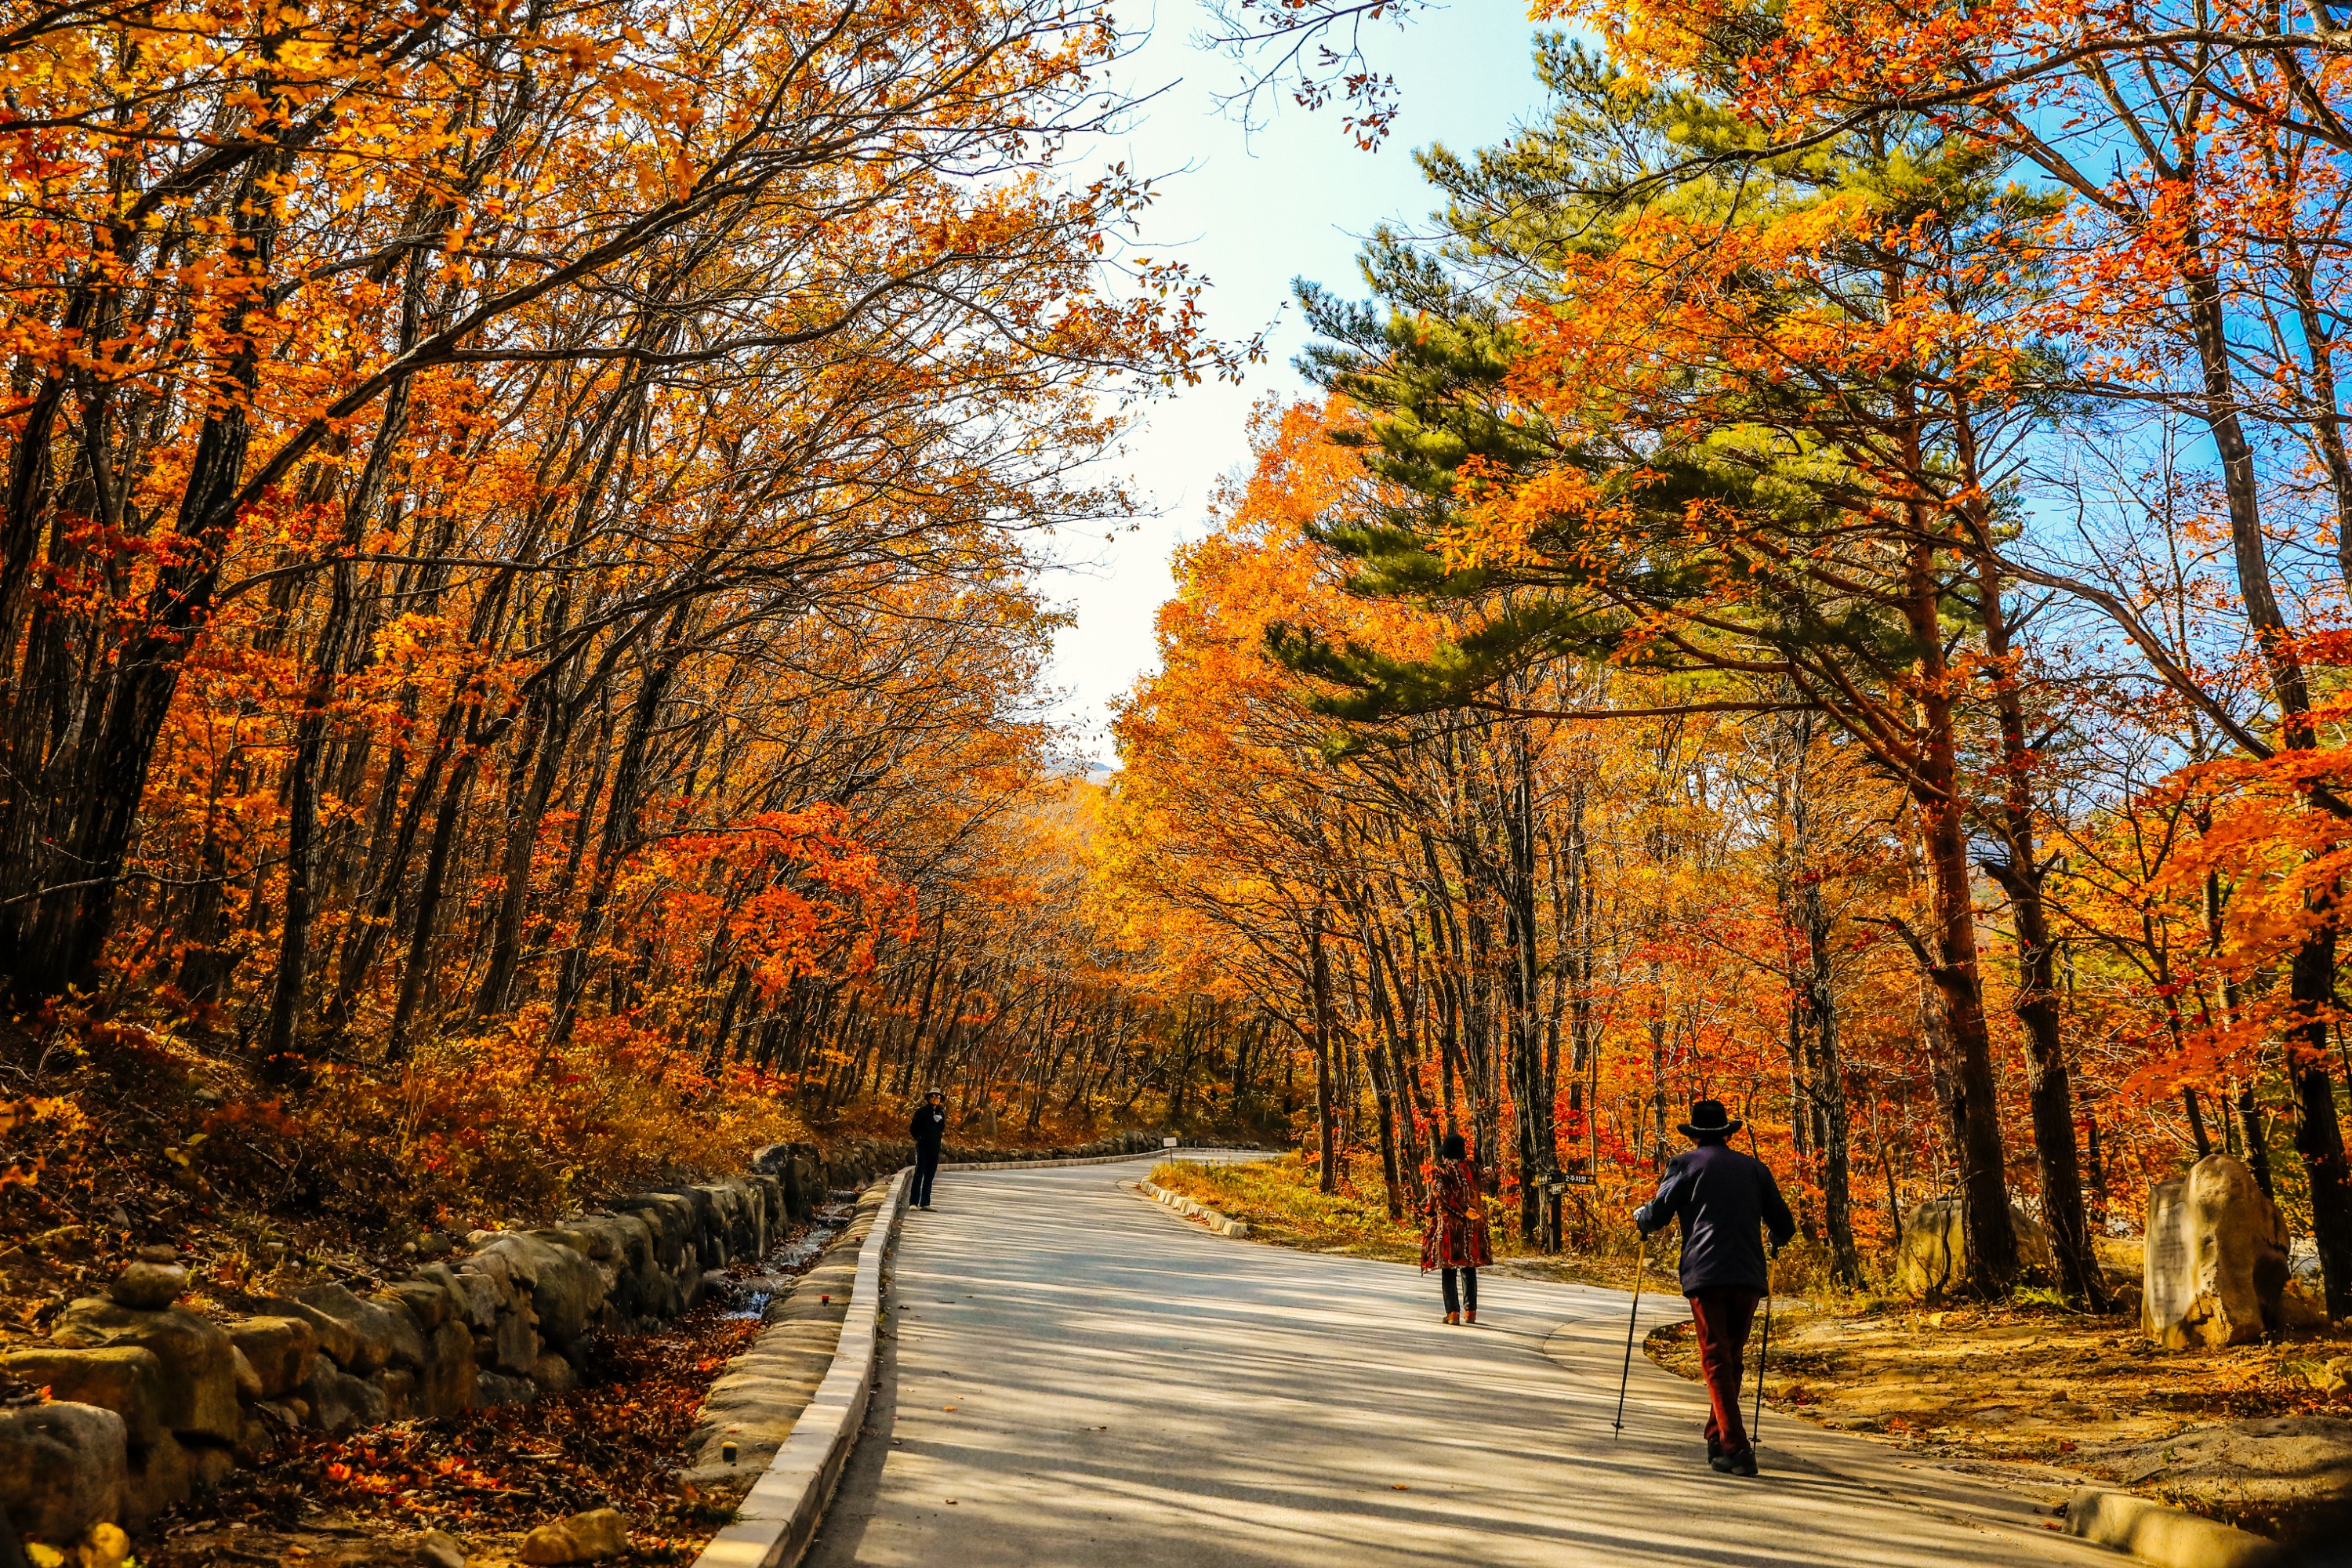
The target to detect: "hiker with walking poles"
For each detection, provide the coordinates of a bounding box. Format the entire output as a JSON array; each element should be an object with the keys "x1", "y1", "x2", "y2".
[{"x1": 1633, "y1": 1098, "x2": 1797, "y2": 1476}]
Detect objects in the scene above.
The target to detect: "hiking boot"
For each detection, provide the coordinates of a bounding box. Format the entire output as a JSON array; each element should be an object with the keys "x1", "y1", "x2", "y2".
[
  {"x1": 1443, "y1": 1311, "x2": 1461, "y2": 1325},
  {"x1": 1709, "y1": 1449, "x2": 1759, "y2": 1477},
  {"x1": 1465, "y1": 1310, "x2": 1477, "y2": 1325},
  {"x1": 1706, "y1": 1435, "x2": 1723, "y2": 1463}
]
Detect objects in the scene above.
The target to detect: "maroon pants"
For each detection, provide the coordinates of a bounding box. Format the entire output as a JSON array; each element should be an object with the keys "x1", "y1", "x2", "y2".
[{"x1": 1687, "y1": 1288, "x2": 1761, "y2": 1454}]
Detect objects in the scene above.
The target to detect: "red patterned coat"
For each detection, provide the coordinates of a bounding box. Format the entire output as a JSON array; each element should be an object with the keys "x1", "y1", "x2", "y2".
[{"x1": 1421, "y1": 1158, "x2": 1494, "y2": 1271}]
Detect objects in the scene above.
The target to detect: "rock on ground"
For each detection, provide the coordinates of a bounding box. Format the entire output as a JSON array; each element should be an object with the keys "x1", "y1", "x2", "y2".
[
  {"x1": 1894, "y1": 1198, "x2": 2057, "y2": 1298},
  {"x1": 106, "y1": 1263, "x2": 187, "y2": 1312},
  {"x1": 295, "y1": 1283, "x2": 420, "y2": 1375},
  {"x1": 0, "y1": 1401, "x2": 128, "y2": 1544},
  {"x1": 0, "y1": 1346, "x2": 168, "y2": 1446},
  {"x1": 518, "y1": 1508, "x2": 632, "y2": 1564}
]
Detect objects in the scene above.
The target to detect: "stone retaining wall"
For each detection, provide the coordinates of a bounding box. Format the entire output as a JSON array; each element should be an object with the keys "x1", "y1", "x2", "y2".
[{"x1": 0, "y1": 1129, "x2": 1169, "y2": 1552}]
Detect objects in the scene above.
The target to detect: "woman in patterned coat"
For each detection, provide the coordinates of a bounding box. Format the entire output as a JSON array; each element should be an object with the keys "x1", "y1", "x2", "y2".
[{"x1": 1421, "y1": 1132, "x2": 1493, "y2": 1324}]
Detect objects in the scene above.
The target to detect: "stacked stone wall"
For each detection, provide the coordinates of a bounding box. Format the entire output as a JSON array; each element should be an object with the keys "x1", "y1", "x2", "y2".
[{"x1": 0, "y1": 1129, "x2": 1166, "y2": 1548}]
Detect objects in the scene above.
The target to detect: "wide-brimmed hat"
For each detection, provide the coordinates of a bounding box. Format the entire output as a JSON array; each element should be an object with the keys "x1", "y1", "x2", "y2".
[
  {"x1": 924, "y1": 1087, "x2": 943, "y2": 1098},
  {"x1": 1679, "y1": 1098, "x2": 1742, "y2": 1139}
]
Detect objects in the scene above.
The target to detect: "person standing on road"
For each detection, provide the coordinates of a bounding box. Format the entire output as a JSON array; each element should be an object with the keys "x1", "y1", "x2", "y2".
[
  {"x1": 1421, "y1": 1132, "x2": 1493, "y2": 1325},
  {"x1": 1635, "y1": 1098, "x2": 1797, "y2": 1477},
  {"x1": 910, "y1": 1088, "x2": 947, "y2": 1210}
]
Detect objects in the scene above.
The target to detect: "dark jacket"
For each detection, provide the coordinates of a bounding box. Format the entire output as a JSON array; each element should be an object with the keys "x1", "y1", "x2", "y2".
[
  {"x1": 1635, "y1": 1140, "x2": 1797, "y2": 1296},
  {"x1": 910, "y1": 1105, "x2": 946, "y2": 1160}
]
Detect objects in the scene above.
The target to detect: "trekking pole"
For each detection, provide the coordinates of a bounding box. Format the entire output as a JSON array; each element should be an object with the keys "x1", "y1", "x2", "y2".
[
  {"x1": 1752, "y1": 1244, "x2": 1773, "y2": 1449},
  {"x1": 1746, "y1": 1115, "x2": 1772, "y2": 1451},
  {"x1": 1613, "y1": 1229, "x2": 1649, "y2": 1439}
]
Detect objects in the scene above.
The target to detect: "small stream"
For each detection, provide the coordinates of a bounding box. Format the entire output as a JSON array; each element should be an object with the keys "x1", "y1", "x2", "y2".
[{"x1": 717, "y1": 1199, "x2": 854, "y2": 1319}]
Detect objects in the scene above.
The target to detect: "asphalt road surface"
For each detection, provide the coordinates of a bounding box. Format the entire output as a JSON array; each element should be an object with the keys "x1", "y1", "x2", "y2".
[{"x1": 806, "y1": 1155, "x2": 2115, "y2": 1567}]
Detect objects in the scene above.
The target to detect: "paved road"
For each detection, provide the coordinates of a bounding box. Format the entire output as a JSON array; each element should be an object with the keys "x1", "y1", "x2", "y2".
[{"x1": 807, "y1": 1156, "x2": 2114, "y2": 1567}]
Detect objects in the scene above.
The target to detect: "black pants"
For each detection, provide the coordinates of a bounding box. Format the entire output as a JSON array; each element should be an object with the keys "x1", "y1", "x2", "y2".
[
  {"x1": 1441, "y1": 1266, "x2": 1478, "y2": 1315},
  {"x1": 913, "y1": 1156, "x2": 938, "y2": 1206}
]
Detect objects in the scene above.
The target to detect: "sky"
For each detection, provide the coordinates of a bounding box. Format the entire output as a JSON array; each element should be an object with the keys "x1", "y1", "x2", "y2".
[{"x1": 1041, "y1": 1, "x2": 1550, "y2": 757}]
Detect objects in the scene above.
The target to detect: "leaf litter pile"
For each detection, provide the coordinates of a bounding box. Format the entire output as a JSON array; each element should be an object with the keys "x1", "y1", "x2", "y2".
[{"x1": 146, "y1": 1215, "x2": 848, "y2": 1568}]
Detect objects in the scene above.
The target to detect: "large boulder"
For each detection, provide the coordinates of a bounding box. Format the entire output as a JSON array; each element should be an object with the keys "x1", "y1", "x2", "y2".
[
  {"x1": 1893, "y1": 1197, "x2": 2057, "y2": 1298},
  {"x1": 226, "y1": 1317, "x2": 317, "y2": 1401},
  {"x1": 474, "y1": 1371, "x2": 535, "y2": 1407},
  {"x1": 0, "y1": 1403, "x2": 127, "y2": 1544},
  {"x1": 525, "y1": 1351, "x2": 579, "y2": 1396},
  {"x1": 0, "y1": 1346, "x2": 166, "y2": 1446},
  {"x1": 370, "y1": 1367, "x2": 417, "y2": 1422},
  {"x1": 49, "y1": 1298, "x2": 239, "y2": 1441},
  {"x1": 570, "y1": 1215, "x2": 653, "y2": 1323},
  {"x1": 2145, "y1": 1153, "x2": 2290, "y2": 1348},
  {"x1": 489, "y1": 1304, "x2": 540, "y2": 1374},
  {"x1": 450, "y1": 1258, "x2": 539, "y2": 1374},
  {"x1": 577, "y1": 1214, "x2": 652, "y2": 1283},
  {"x1": 748, "y1": 1175, "x2": 784, "y2": 1245},
  {"x1": 666, "y1": 1187, "x2": 724, "y2": 1260}
]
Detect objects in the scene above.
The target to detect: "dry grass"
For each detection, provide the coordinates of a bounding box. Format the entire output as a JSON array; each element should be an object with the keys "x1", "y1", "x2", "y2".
[
  {"x1": 1151, "y1": 1155, "x2": 1423, "y2": 1261},
  {"x1": 1146, "y1": 1154, "x2": 1634, "y2": 1287}
]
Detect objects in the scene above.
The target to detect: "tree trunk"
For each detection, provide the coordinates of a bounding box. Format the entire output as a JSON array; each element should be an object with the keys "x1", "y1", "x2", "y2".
[
  {"x1": 1902, "y1": 519, "x2": 2018, "y2": 1298},
  {"x1": 1311, "y1": 913, "x2": 1340, "y2": 1194},
  {"x1": 1966, "y1": 540, "x2": 2106, "y2": 1306}
]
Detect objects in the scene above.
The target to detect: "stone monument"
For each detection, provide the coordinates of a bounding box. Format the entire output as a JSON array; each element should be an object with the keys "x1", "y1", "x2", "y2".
[{"x1": 2143, "y1": 1153, "x2": 2288, "y2": 1348}]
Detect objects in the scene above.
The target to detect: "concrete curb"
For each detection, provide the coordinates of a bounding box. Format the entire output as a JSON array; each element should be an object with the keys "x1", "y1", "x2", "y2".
[
  {"x1": 1134, "y1": 1178, "x2": 1250, "y2": 1238},
  {"x1": 941, "y1": 1150, "x2": 1159, "y2": 1173},
  {"x1": 2064, "y1": 1489, "x2": 2273, "y2": 1568},
  {"x1": 940, "y1": 1145, "x2": 1255, "y2": 1173},
  {"x1": 689, "y1": 1167, "x2": 908, "y2": 1568}
]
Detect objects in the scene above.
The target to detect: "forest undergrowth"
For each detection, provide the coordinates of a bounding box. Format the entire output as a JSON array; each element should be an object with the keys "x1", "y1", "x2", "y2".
[{"x1": 0, "y1": 1011, "x2": 811, "y2": 1334}]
